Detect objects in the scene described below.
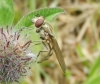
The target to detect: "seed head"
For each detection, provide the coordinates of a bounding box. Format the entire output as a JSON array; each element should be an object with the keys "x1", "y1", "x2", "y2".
[{"x1": 0, "y1": 26, "x2": 36, "y2": 83}]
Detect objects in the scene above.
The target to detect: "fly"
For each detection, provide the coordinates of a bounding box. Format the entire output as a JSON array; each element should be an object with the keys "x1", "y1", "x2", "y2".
[{"x1": 32, "y1": 15, "x2": 66, "y2": 72}]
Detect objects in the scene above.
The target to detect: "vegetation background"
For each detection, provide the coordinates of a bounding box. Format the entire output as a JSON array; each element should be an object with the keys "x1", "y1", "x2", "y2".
[{"x1": 11, "y1": 0, "x2": 100, "y2": 84}]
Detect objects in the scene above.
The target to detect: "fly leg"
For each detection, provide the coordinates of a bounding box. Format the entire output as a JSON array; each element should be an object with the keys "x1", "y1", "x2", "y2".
[
  {"x1": 33, "y1": 40, "x2": 48, "y2": 62},
  {"x1": 33, "y1": 40, "x2": 42, "y2": 45},
  {"x1": 33, "y1": 40, "x2": 51, "y2": 62},
  {"x1": 33, "y1": 39, "x2": 53, "y2": 63},
  {"x1": 33, "y1": 40, "x2": 49, "y2": 58},
  {"x1": 37, "y1": 41, "x2": 53, "y2": 63}
]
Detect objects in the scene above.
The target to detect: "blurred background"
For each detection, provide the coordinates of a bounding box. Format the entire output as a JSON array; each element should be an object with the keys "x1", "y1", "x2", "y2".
[{"x1": 13, "y1": 0, "x2": 100, "y2": 84}]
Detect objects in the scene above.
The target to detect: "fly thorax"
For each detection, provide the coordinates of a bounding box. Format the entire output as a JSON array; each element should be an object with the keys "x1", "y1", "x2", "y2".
[
  {"x1": 39, "y1": 29, "x2": 46, "y2": 39},
  {"x1": 42, "y1": 23, "x2": 48, "y2": 31}
]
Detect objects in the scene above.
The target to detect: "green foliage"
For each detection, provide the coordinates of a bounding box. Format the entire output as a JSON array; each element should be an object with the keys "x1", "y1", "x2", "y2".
[
  {"x1": 84, "y1": 74, "x2": 100, "y2": 84},
  {"x1": 76, "y1": 45, "x2": 100, "y2": 84},
  {"x1": 0, "y1": 0, "x2": 14, "y2": 27},
  {"x1": 15, "y1": 8, "x2": 65, "y2": 29},
  {"x1": 84, "y1": 55, "x2": 100, "y2": 84},
  {"x1": 89, "y1": 55, "x2": 100, "y2": 77},
  {"x1": 76, "y1": 44, "x2": 85, "y2": 57}
]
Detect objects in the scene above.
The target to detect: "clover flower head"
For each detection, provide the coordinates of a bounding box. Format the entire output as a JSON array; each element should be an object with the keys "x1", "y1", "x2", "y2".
[{"x1": 0, "y1": 26, "x2": 36, "y2": 83}]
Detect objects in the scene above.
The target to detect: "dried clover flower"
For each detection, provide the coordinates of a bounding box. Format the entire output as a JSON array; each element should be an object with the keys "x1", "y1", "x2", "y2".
[{"x1": 0, "y1": 27, "x2": 36, "y2": 83}]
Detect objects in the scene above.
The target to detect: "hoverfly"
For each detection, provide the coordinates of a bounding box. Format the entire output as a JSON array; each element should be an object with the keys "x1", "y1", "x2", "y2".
[{"x1": 32, "y1": 14, "x2": 66, "y2": 72}]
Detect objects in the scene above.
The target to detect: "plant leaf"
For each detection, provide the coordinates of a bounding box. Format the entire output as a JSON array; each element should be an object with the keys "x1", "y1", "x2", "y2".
[
  {"x1": 0, "y1": 0, "x2": 14, "y2": 27},
  {"x1": 15, "y1": 7, "x2": 65, "y2": 29},
  {"x1": 89, "y1": 55, "x2": 100, "y2": 77},
  {"x1": 84, "y1": 74, "x2": 100, "y2": 84},
  {"x1": 83, "y1": 55, "x2": 100, "y2": 84}
]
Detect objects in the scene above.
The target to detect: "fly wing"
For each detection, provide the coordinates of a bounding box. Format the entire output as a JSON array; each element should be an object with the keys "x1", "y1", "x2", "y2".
[
  {"x1": 41, "y1": 21, "x2": 66, "y2": 72},
  {"x1": 51, "y1": 37, "x2": 66, "y2": 72},
  {"x1": 42, "y1": 22, "x2": 55, "y2": 37}
]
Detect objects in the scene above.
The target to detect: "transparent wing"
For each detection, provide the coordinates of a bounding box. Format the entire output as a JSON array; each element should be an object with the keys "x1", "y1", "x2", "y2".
[{"x1": 51, "y1": 38, "x2": 66, "y2": 72}]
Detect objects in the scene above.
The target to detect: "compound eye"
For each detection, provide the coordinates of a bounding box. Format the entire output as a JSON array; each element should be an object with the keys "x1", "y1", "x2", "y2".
[{"x1": 35, "y1": 17, "x2": 44, "y2": 28}]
